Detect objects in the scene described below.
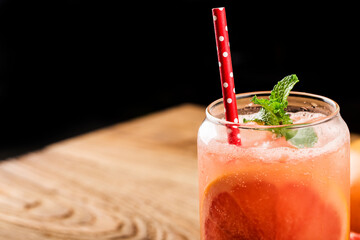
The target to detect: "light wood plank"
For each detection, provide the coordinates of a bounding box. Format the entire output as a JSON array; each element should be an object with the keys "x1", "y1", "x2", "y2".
[{"x1": 0, "y1": 104, "x2": 205, "y2": 240}]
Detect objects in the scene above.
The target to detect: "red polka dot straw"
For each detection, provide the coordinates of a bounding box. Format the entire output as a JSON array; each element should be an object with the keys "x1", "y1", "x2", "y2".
[{"x1": 212, "y1": 7, "x2": 241, "y2": 146}]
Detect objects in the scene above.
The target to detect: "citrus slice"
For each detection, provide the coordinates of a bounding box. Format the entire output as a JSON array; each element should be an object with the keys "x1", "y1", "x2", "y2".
[{"x1": 201, "y1": 173, "x2": 348, "y2": 240}]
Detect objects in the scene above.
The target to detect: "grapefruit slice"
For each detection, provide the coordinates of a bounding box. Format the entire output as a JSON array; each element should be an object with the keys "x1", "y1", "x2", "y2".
[{"x1": 201, "y1": 173, "x2": 348, "y2": 240}]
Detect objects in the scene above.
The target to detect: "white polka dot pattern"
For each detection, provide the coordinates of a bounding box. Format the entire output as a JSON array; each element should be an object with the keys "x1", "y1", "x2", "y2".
[{"x1": 212, "y1": 7, "x2": 241, "y2": 145}]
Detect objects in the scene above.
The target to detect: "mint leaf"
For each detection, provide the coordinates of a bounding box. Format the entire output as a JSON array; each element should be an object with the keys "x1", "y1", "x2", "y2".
[
  {"x1": 243, "y1": 118, "x2": 264, "y2": 125},
  {"x1": 244, "y1": 74, "x2": 318, "y2": 148},
  {"x1": 283, "y1": 128, "x2": 298, "y2": 140},
  {"x1": 247, "y1": 74, "x2": 298, "y2": 126},
  {"x1": 251, "y1": 98, "x2": 281, "y2": 125},
  {"x1": 270, "y1": 74, "x2": 299, "y2": 105},
  {"x1": 286, "y1": 128, "x2": 318, "y2": 148}
]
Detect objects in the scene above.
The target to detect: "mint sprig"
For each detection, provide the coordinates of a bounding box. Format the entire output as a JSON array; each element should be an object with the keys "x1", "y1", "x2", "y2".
[{"x1": 244, "y1": 74, "x2": 318, "y2": 148}]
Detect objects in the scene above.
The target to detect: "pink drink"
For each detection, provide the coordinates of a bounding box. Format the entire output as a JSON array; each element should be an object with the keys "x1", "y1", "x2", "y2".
[{"x1": 198, "y1": 92, "x2": 350, "y2": 240}]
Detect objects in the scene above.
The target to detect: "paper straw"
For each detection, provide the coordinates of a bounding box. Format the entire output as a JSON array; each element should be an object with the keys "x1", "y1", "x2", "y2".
[{"x1": 212, "y1": 7, "x2": 241, "y2": 145}]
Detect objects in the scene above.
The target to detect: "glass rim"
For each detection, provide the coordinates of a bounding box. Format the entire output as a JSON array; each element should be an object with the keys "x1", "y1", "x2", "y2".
[{"x1": 205, "y1": 91, "x2": 340, "y2": 130}]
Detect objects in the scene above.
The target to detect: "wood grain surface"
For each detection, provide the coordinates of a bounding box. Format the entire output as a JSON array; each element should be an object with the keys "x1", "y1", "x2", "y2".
[
  {"x1": 0, "y1": 104, "x2": 358, "y2": 240},
  {"x1": 0, "y1": 104, "x2": 204, "y2": 240}
]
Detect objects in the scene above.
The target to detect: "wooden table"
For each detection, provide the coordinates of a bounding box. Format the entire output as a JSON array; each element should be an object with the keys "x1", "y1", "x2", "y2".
[
  {"x1": 0, "y1": 104, "x2": 357, "y2": 239},
  {"x1": 0, "y1": 104, "x2": 203, "y2": 240}
]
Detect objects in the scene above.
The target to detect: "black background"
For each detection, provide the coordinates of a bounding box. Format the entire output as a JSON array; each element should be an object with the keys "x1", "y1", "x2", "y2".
[{"x1": 0, "y1": 0, "x2": 358, "y2": 158}]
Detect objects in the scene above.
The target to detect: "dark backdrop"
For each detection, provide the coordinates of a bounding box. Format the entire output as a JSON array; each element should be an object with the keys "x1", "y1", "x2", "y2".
[{"x1": 0, "y1": 0, "x2": 358, "y2": 158}]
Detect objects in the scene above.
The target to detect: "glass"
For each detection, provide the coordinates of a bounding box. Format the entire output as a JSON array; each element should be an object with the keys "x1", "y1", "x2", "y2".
[{"x1": 197, "y1": 91, "x2": 350, "y2": 239}]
